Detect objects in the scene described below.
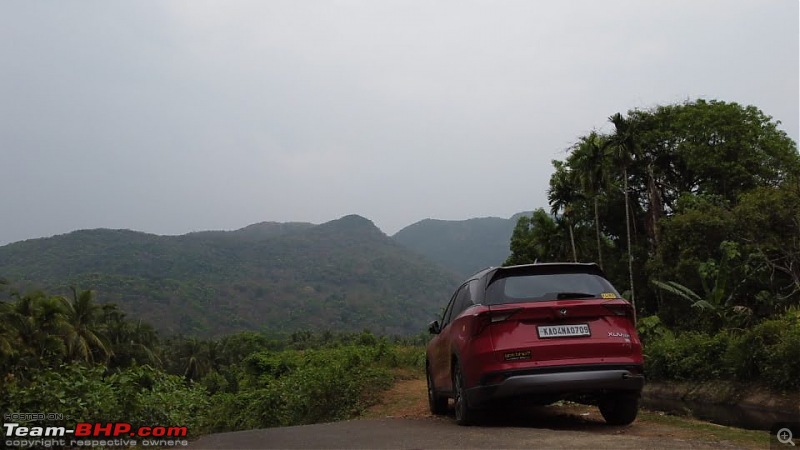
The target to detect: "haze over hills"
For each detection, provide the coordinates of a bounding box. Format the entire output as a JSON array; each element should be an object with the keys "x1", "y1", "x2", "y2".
[
  {"x1": 0, "y1": 215, "x2": 463, "y2": 337},
  {"x1": 392, "y1": 213, "x2": 527, "y2": 277}
]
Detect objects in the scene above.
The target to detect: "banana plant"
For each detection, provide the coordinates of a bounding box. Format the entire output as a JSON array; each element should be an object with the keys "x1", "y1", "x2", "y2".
[{"x1": 653, "y1": 241, "x2": 751, "y2": 325}]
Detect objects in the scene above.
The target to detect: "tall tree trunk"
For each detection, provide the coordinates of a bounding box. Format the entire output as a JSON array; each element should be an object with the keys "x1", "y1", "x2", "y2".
[
  {"x1": 594, "y1": 197, "x2": 603, "y2": 269},
  {"x1": 647, "y1": 163, "x2": 663, "y2": 251},
  {"x1": 569, "y1": 222, "x2": 577, "y2": 262},
  {"x1": 623, "y1": 168, "x2": 636, "y2": 321}
]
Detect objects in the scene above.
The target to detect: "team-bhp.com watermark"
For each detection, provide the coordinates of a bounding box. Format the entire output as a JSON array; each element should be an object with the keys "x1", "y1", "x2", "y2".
[{"x1": 3, "y1": 413, "x2": 189, "y2": 447}]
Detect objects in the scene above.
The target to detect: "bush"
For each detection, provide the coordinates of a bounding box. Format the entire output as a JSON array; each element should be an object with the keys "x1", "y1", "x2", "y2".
[
  {"x1": 644, "y1": 332, "x2": 730, "y2": 381},
  {"x1": 732, "y1": 318, "x2": 800, "y2": 389},
  {"x1": 637, "y1": 315, "x2": 671, "y2": 345},
  {"x1": 766, "y1": 325, "x2": 800, "y2": 389},
  {"x1": 201, "y1": 343, "x2": 396, "y2": 432},
  {"x1": 643, "y1": 312, "x2": 800, "y2": 391},
  {"x1": 108, "y1": 365, "x2": 210, "y2": 430},
  {"x1": 2, "y1": 364, "x2": 209, "y2": 433}
]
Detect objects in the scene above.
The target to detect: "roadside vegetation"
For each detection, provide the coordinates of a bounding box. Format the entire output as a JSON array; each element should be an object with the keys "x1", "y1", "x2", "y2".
[
  {"x1": 507, "y1": 99, "x2": 800, "y2": 390},
  {"x1": 0, "y1": 282, "x2": 424, "y2": 434}
]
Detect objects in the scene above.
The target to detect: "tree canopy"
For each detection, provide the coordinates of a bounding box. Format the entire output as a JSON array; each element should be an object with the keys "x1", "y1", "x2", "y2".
[{"x1": 507, "y1": 99, "x2": 800, "y2": 330}]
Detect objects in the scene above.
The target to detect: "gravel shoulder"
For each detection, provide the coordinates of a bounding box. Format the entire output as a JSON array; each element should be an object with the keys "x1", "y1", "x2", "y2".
[
  {"x1": 360, "y1": 377, "x2": 769, "y2": 449},
  {"x1": 189, "y1": 376, "x2": 770, "y2": 449}
]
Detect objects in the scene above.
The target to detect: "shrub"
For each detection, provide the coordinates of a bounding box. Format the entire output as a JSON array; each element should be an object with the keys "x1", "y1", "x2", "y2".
[
  {"x1": 644, "y1": 331, "x2": 729, "y2": 381},
  {"x1": 201, "y1": 343, "x2": 396, "y2": 432},
  {"x1": 637, "y1": 315, "x2": 671, "y2": 345},
  {"x1": 643, "y1": 312, "x2": 800, "y2": 391},
  {"x1": 750, "y1": 316, "x2": 800, "y2": 390},
  {"x1": 2, "y1": 364, "x2": 209, "y2": 434}
]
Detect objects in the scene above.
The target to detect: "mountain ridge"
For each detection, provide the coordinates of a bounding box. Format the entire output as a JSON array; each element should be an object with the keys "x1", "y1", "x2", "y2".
[{"x1": 0, "y1": 214, "x2": 462, "y2": 337}]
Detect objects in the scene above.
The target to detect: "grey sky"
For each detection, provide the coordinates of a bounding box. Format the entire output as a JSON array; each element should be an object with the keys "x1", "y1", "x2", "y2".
[{"x1": 1, "y1": 1, "x2": 798, "y2": 246}]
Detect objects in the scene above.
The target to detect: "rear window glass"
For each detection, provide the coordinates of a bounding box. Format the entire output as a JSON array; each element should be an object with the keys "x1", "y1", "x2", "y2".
[{"x1": 486, "y1": 273, "x2": 620, "y2": 305}]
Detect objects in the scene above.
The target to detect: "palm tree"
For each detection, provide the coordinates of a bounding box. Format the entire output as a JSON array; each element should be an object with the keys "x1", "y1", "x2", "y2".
[
  {"x1": 204, "y1": 340, "x2": 224, "y2": 374},
  {"x1": 570, "y1": 132, "x2": 611, "y2": 269},
  {"x1": 177, "y1": 337, "x2": 211, "y2": 381},
  {"x1": 58, "y1": 287, "x2": 112, "y2": 364},
  {"x1": 4, "y1": 291, "x2": 68, "y2": 369},
  {"x1": 609, "y1": 113, "x2": 638, "y2": 317},
  {"x1": 548, "y1": 160, "x2": 582, "y2": 262},
  {"x1": 103, "y1": 305, "x2": 160, "y2": 369}
]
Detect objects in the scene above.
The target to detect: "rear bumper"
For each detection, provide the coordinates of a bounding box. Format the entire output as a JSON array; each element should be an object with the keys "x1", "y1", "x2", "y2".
[{"x1": 466, "y1": 368, "x2": 645, "y2": 407}]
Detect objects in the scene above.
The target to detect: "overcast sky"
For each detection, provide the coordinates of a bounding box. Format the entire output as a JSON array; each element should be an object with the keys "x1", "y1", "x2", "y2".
[{"x1": 1, "y1": 1, "x2": 797, "y2": 246}]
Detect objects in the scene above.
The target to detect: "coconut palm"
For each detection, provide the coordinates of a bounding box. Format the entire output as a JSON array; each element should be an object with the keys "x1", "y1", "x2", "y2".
[
  {"x1": 58, "y1": 287, "x2": 112, "y2": 364},
  {"x1": 177, "y1": 337, "x2": 212, "y2": 381},
  {"x1": 103, "y1": 304, "x2": 160, "y2": 368},
  {"x1": 4, "y1": 291, "x2": 68, "y2": 369}
]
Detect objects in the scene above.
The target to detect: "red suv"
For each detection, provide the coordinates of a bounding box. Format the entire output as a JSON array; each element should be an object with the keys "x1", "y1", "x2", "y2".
[{"x1": 425, "y1": 263, "x2": 644, "y2": 426}]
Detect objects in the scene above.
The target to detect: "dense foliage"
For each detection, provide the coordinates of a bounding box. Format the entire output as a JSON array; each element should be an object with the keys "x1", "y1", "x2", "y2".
[
  {"x1": 0, "y1": 215, "x2": 462, "y2": 336},
  {"x1": 508, "y1": 99, "x2": 800, "y2": 388},
  {"x1": 202, "y1": 342, "x2": 421, "y2": 431},
  {"x1": 638, "y1": 312, "x2": 800, "y2": 391},
  {"x1": 3, "y1": 364, "x2": 209, "y2": 431},
  {"x1": 0, "y1": 283, "x2": 424, "y2": 435}
]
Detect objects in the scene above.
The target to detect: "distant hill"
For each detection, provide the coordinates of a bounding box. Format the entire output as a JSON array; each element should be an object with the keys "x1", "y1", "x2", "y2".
[
  {"x1": 0, "y1": 215, "x2": 462, "y2": 337},
  {"x1": 392, "y1": 213, "x2": 528, "y2": 277},
  {"x1": 185, "y1": 221, "x2": 315, "y2": 240}
]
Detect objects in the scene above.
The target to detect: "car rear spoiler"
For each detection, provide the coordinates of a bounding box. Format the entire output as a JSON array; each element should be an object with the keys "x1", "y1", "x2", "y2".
[{"x1": 487, "y1": 262, "x2": 607, "y2": 286}]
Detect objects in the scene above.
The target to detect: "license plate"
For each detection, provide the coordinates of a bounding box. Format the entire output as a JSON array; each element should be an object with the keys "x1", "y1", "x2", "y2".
[{"x1": 537, "y1": 323, "x2": 591, "y2": 338}]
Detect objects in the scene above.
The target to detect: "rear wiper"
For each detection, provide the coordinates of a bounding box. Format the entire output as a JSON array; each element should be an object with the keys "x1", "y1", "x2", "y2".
[{"x1": 556, "y1": 292, "x2": 596, "y2": 300}]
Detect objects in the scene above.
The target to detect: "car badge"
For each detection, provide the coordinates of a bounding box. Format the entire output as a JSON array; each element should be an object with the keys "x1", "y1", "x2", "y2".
[{"x1": 559, "y1": 308, "x2": 568, "y2": 317}]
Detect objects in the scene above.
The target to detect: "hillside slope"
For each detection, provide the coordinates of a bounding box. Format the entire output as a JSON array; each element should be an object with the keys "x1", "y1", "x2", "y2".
[
  {"x1": 0, "y1": 215, "x2": 461, "y2": 336},
  {"x1": 392, "y1": 214, "x2": 526, "y2": 277}
]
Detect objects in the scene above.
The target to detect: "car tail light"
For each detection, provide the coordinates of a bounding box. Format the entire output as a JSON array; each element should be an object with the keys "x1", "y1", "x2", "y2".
[
  {"x1": 472, "y1": 308, "x2": 521, "y2": 336},
  {"x1": 490, "y1": 310, "x2": 520, "y2": 323},
  {"x1": 604, "y1": 303, "x2": 635, "y2": 321}
]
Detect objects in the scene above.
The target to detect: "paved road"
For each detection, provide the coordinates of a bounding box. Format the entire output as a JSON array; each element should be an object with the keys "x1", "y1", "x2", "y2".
[{"x1": 188, "y1": 416, "x2": 745, "y2": 449}]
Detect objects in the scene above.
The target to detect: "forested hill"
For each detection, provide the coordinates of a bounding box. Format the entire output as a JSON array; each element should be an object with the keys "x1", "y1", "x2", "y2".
[
  {"x1": 0, "y1": 215, "x2": 462, "y2": 337},
  {"x1": 392, "y1": 214, "x2": 526, "y2": 277}
]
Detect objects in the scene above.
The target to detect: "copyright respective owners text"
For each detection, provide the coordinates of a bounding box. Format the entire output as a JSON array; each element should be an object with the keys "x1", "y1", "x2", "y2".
[
  {"x1": 3, "y1": 411, "x2": 190, "y2": 448},
  {"x1": 772, "y1": 422, "x2": 800, "y2": 448}
]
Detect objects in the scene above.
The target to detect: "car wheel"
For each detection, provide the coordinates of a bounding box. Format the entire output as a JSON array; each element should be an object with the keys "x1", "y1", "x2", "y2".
[
  {"x1": 599, "y1": 394, "x2": 639, "y2": 426},
  {"x1": 426, "y1": 364, "x2": 448, "y2": 415},
  {"x1": 452, "y1": 361, "x2": 475, "y2": 426}
]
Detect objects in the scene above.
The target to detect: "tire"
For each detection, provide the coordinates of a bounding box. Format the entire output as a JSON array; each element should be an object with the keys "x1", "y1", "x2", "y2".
[
  {"x1": 426, "y1": 364, "x2": 448, "y2": 415},
  {"x1": 599, "y1": 394, "x2": 639, "y2": 426},
  {"x1": 452, "y1": 361, "x2": 475, "y2": 426}
]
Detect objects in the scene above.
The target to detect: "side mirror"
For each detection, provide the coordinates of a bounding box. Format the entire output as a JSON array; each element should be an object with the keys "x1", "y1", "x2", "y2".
[{"x1": 428, "y1": 320, "x2": 441, "y2": 334}]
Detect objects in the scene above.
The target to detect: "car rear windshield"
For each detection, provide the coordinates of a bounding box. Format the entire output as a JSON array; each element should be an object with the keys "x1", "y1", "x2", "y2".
[{"x1": 485, "y1": 272, "x2": 621, "y2": 305}]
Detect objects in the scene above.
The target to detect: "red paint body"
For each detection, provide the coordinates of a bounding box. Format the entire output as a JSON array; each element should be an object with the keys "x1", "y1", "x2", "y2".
[{"x1": 425, "y1": 263, "x2": 644, "y2": 425}]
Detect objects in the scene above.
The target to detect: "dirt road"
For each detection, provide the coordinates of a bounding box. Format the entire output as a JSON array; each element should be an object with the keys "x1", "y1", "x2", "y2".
[{"x1": 189, "y1": 378, "x2": 769, "y2": 449}]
